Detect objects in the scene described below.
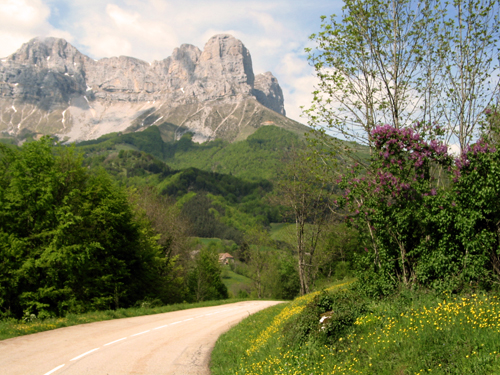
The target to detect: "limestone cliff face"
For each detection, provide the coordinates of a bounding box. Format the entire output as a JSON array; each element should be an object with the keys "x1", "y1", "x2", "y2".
[
  {"x1": 253, "y1": 71, "x2": 286, "y2": 116},
  {"x1": 0, "y1": 34, "x2": 294, "y2": 143}
]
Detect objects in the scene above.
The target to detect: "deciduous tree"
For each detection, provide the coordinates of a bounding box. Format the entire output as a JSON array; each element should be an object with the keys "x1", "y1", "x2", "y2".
[
  {"x1": 305, "y1": 0, "x2": 499, "y2": 153},
  {"x1": 276, "y1": 149, "x2": 335, "y2": 295}
]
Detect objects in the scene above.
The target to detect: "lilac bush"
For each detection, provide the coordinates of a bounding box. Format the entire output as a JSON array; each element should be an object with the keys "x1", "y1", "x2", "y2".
[{"x1": 339, "y1": 121, "x2": 500, "y2": 295}]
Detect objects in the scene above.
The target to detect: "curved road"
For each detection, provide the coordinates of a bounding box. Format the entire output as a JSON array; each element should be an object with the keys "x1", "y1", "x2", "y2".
[{"x1": 0, "y1": 301, "x2": 282, "y2": 375}]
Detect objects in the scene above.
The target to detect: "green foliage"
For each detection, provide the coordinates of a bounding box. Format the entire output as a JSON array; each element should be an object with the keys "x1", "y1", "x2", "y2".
[
  {"x1": 283, "y1": 289, "x2": 369, "y2": 347},
  {"x1": 340, "y1": 121, "x2": 500, "y2": 295},
  {"x1": 276, "y1": 255, "x2": 301, "y2": 300},
  {"x1": 432, "y1": 140, "x2": 500, "y2": 289},
  {"x1": 76, "y1": 125, "x2": 303, "y2": 182},
  {"x1": 0, "y1": 138, "x2": 171, "y2": 318},
  {"x1": 87, "y1": 149, "x2": 171, "y2": 186},
  {"x1": 180, "y1": 193, "x2": 244, "y2": 243},
  {"x1": 77, "y1": 126, "x2": 167, "y2": 160},
  {"x1": 316, "y1": 223, "x2": 360, "y2": 281},
  {"x1": 339, "y1": 125, "x2": 454, "y2": 294},
  {"x1": 212, "y1": 285, "x2": 500, "y2": 375},
  {"x1": 84, "y1": 146, "x2": 280, "y2": 244},
  {"x1": 275, "y1": 148, "x2": 337, "y2": 295},
  {"x1": 187, "y1": 243, "x2": 228, "y2": 302},
  {"x1": 128, "y1": 186, "x2": 190, "y2": 304},
  {"x1": 306, "y1": 0, "x2": 499, "y2": 153},
  {"x1": 221, "y1": 268, "x2": 253, "y2": 298},
  {"x1": 158, "y1": 167, "x2": 272, "y2": 199},
  {"x1": 0, "y1": 137, "x2": 17, "y2": 146},
  {"x1": 164, "y1": 125, "x2": 302, "y2": 181}
]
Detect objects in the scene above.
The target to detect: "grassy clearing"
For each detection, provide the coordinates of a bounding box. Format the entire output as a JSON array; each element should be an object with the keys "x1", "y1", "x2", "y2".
[
  {"x1": 270, "y1": 222, "x2": 295, "y2": 244},
  {"x1": 222, "y1": 267, "x2": 253, "y2": 297},
  {"x1": 211, "y1": 285, "x2": 500, "y2": 374},
  {"x1": 196, "y1": 237, "x2": 225, "y2": 246},
  {"x1": 0, "y1": 298, "x2": 246, "y2": 341}
]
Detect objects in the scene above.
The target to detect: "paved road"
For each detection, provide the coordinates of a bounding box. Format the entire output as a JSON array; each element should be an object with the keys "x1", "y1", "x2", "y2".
[{"x1": 0, "y1": 301, "x2": 282, "y2": 375}]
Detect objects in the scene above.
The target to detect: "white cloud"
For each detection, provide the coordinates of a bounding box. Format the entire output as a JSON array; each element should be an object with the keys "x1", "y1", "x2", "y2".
[
  {"x1": 88, "y1": 35, "x2": 133, "y2": 59},
  {"x1": 278, "y1": 53, "x2": 310, "y2": 77},
  {"x1": 106, "y1": 4, "x2": 140, "y2": 27},
  {"x1": 282, "y1": 74, "x2": 318, "y2": 123},
  {"x1": 0, "y1": 0, "x2": 49, "y2": 28},
  {"x1": 72, "y1": 2, "x2": 179, "y2": 61},
  {"x1": 0, "y1": 0, "x2": 71, "y2": 57},
  {"x1": 272, "y1": 52, "x2": 317, "y2": 122}
]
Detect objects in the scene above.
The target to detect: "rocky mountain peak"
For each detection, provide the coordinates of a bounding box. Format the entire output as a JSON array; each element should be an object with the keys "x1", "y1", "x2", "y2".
[
  {"x1": 197, "y1": 34, "x2": 254, "y2": 87},
  {"x1": 7, "y1": 37, "x2": 91, "y2": 72},
  {"x1": 0, "y1": 34, "x2": 292, "y2": 143},
  {"x1": 254, "y1": 72, "x2": 286, "y2": 116}
]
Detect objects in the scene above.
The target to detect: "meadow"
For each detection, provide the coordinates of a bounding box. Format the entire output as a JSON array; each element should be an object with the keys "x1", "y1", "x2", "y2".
[
  {"x1": 222, "y1": 268, "x2": 253, "y2": 297},
  {"x1": 211, "y1": 283, "x2": 500, "y2": 374}
]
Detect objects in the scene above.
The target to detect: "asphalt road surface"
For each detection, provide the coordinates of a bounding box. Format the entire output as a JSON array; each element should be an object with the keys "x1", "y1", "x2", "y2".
[{"x1": 0, "y1": 301, "x2": 283, "y2": 375}]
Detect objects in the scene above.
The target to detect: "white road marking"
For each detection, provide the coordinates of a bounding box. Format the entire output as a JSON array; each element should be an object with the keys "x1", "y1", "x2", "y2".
[
  {"x1": 38, "y1": 304, "x2": 249, "y2": 375},
  {"x1": 104, "y1": 337, "x2": 127, "y2": 346},
  {"x1": 43, "y1": 364, "x2": 64, "y2": 375},
  {"x1": 131, "y1": 330, "x2": 150, "y2": 337},
  {"x1": 70, "y1": 348, "x2": 99, "y2": 361},
  {"x1": 153, "y1": 324, "x2": 169, "y2": 330}
]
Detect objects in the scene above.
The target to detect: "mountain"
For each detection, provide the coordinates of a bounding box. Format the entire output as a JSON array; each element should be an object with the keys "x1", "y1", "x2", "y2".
[{"x1": 0, "y1": 35, "x2": 307, "y2": 144}]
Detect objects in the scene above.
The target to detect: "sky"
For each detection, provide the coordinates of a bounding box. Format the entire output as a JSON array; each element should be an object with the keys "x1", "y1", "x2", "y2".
[{"x1": 0, "y1": 0, "x2": 345, "y2": 124}]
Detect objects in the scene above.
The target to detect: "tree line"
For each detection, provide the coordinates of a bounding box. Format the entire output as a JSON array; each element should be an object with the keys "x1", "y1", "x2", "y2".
[{"x1": 0, "y1": 139, "x2": 228, "y2": 320}]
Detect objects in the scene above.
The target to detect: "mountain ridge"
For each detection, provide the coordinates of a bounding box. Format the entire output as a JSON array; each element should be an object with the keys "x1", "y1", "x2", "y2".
[{"x1": 0, "y1": 35, "x2": 307, "y2": 144}]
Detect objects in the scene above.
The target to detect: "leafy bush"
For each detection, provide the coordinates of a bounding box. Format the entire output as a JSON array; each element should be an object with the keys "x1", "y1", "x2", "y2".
[
  {"x1": 340, "y1": 122, "x2": 500, "y2": 295},
  {"x1": 282, "y1": 289, "x2": 369, "y2": 346}
]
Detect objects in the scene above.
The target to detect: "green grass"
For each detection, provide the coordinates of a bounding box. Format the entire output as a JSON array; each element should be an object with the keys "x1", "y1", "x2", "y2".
[
  {"x1": 211, "y1": 302, "x2": 289, "y2": 375},
  {"x1": 269, "y1": 222, "x2": 294, "y2": 241},
  {"x1": 269, "y1": 222, "x2": 316, "y2": 246},
  {"x1": 211, "y1": 280, "x2": 352, "y2": 375},
  {"x1": 114, "y1": 143, "x2": 139, "y2": 151},
  {"x1": 197, "y1": 237, "x2": 225, "y2": 246},
  {"x1": 0, "y1": 298, "x2": 247, "y2": 341},
  {"x1": 211, "y1": 284, "x2": 500, "y2": 375},
  {"x1": 222, "y1": 267, "x2": 253, "y2": 296}
]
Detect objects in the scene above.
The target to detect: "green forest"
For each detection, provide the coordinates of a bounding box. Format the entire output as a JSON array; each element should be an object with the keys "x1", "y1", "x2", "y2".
[{"x1": 0, "y1": 124, "x2": 362, "y2": 321}]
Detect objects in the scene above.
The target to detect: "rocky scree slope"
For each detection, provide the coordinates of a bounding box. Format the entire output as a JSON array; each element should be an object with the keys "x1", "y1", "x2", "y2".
[{"x1": 0, "y1": 35, "x2": 305, "y2": 143}]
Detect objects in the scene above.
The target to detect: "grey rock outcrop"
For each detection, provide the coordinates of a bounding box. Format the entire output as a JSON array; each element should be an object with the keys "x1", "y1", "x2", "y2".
[
  {"x1": 0, "y1": 34, "x2": 293, "y2": 143},
  {"x1": 253, "y1": 72, "x2": 286, "y2": 116}
]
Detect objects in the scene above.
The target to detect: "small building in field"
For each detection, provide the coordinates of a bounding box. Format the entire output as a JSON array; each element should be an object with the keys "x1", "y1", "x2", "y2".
[{"x1": 219, "y1": 253, "x2": 234, "y2": 265}]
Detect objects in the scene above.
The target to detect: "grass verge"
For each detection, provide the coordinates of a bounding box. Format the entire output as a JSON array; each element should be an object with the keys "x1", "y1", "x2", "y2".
[
  {"x1": 211, "y1": 279, "x2": 352, "y2": 374},
  {"x1": 0, "y1": 298, "x2": 246, "y2": 341},
  {"x1": 211, "y1": 284, "x2": 500, "y2": 374}
]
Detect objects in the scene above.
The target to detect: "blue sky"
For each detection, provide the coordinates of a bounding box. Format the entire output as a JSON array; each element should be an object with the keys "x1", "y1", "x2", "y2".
[{"x1": 0, "y1": 0, "x2": 345, "y2": 123}]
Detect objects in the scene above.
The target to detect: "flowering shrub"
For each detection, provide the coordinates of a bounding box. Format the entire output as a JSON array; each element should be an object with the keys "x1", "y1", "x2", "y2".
[{"x1": 340, "y1": 122, "x2": 500, "y2": 294}]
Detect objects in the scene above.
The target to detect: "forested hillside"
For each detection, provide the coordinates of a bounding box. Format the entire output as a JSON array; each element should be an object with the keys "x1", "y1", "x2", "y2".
[
  {"x1": 0, "y1": 123, "x2": 359, "y2": 320},
  {"x1": 76, "y1": 124, "x2": 304, "y2": 181}
]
